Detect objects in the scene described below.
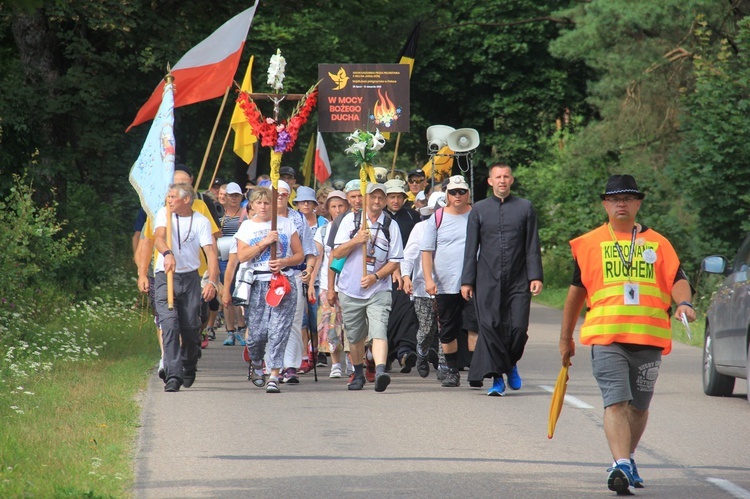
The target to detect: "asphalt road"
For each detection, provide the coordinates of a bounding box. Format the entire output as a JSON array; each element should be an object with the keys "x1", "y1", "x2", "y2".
[{"x1": 133, "y1": 303, "x2": 750, "y2": 498}]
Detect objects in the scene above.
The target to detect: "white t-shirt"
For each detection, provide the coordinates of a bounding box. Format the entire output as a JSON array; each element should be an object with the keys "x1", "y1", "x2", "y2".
[
  {"x1": 233, "y1": 216, "x2": 297, "y2": 281},
  {"x1": 333, "y1": 211, "x2": 403, "y2": 299},
  {"x1": 154, "y1": 208, "x2": 214, "y2": 273},
  {"x1": 401, "y1": 220, "x2": 430, "y2": 298},
  {"x1": 420, "y1": 210, "x2": 470, "y2": 294}
]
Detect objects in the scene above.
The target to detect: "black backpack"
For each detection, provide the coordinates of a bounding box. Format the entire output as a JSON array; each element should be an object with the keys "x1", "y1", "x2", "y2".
[{"x1": 350, "y1": 210, "x2": 392, "y2": 243}]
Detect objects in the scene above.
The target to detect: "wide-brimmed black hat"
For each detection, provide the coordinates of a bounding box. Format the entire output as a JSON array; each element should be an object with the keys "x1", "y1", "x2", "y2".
[{"x1": 600, "y1": 175, "x2": 645, "y2": 200}]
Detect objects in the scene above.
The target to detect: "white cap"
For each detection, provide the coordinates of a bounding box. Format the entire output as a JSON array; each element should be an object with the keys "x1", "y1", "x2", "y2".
[
  {"x1": 419, "y1": 191, "x2": 447, "y2": 216},
  {"x1": 225, "y1": 182, "x2": 242, "y2": 195}
]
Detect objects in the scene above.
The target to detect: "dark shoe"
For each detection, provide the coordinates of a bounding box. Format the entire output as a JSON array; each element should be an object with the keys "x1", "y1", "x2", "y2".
[
  {"x1": 416, "y1": 354, "x2": 430, "y2": 378},
  {"x1": 158, "y1": 359, "x2": 166, "y2": 383},
  {"x1": 607, "y1": 464, "x2": 635, "y2": 495},
  {"x1": 427, "y1": 348, "x2": 439, "y2": 369},
  {"x1": 374, "y1": 372, "x2": 391, "y2": 392},
  {"x1": 206, "y1": 327, "x2": 216, "y2": 340},
  {"x1": 182, "y1": 370, "x2": 196, "y2": 388},
  {"x1": 316, "y1": 354, "x2": 327, "y2": 367},
  {"x1": 164, "y1": 378, "x2": 181, "y2": 392},
  {"x1": 507, "y1": 364, "x2": 522, "y2": 390},
  {"x1": 441, "y1": 369, "x2": 460, "y2": 387},
  {"x1": 348, "y1": 375, "x2": 366, "y2": 390},
  {"x1": 469, "y1": 379, "x2": 484, "y2": 388},
  {"x1": 282, "y1": 368, "x2": 299, "y2": 384},
  {"x1": 399, "y1": 351, "x2": 417, "y2": 373},
  {"x1": 436, "y1": 364, "x2": 448, "y2": 381}
]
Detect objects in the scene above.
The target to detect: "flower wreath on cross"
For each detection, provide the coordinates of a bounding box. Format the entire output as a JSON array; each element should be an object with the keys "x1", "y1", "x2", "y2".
[{"x1": 236, "y1": 49, "x2": 319, "y2": 184}]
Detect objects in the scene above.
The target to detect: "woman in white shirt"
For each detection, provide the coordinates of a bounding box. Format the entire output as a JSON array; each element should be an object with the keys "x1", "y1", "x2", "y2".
[{"x1": 235, "y1": 187, "x2": 304, "y2": 393}]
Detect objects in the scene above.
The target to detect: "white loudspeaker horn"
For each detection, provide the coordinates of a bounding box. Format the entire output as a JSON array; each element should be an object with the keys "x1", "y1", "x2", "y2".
[
  {"x1": 447, "y1": 128, "x2": 480, "y2": 152},
  {"x1": 426, "y1": 125, "x2": 456, "y2": 152}
]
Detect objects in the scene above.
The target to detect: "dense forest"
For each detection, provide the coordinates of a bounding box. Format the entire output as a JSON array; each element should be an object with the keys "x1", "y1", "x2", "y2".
[{"x1": 2, "y1": 0, "x2": 750, "y2": 300}]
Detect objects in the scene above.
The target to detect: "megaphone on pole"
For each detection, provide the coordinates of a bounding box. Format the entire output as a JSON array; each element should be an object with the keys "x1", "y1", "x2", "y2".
[
  {"x1": 447, "y1": 128, "x2": 480, "y2": 153},
  {"x1": 426, "y1": 125, "x2": 456, "y2": 153}
]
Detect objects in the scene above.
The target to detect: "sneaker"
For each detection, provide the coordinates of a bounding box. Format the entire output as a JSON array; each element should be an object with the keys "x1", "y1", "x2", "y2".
[
  {"x1": 399, "y1": 351, "x2": 417, "y2": 374},
  {"x1": 427, "y1": 348, "x2": 439, "y2": 370},
  {"x1": 416, "y1": 354, "x2": 430, "y2": 378},
  {"x1": 164, "y1": 378, "x2": 181, "y2": 392},
  {"x1": 607, "y1": 463, "x2": 635, "y2": 495},
  {"x1": 182, "y1": 370, "x2": 196, "y2": 388},
  {"x1": 200, "y1": 333, "x2": 209, "y2": 349},
  {"x1": 235, "y1": 332, "x2": 246, "y2": 346},
  {"x1": 347, "y1": 372, "x2": 356, "y2": 384},
  {"x1": 316, "y1": 354, "x2": 328, "y2": 367},
  {"x1": 158, "y1": 359, "x2": 166, "y2": 383},
  {"x1": 365, "y1": 357, "x2": 376, "y2": 383},
  {"x1": 469, "y1": 379, "x2": 484, "y2": 388},
  {"x1": 266, "y1": 377, "x2": 280, "y2": 393},
  {"x1": 630, "y1": 459, "x2": 644, "y2": 488},
  {"x1": 282, "y1": 368, "x2": 299, "y2": 384},
  {"x1": 329, "y1": 365, "x2": 342, "y2": 378},
  {"x1": 487, "y1": 376, "x2": 506, "y2": 396},
  {"x1": 441, "y1": 369, "x2": 460, "y2": 387},
  {"x1": 206, "y1": 327, "x2": 216, "y2": 340},
  {"x1": 374, "y1": 372, "x2": 391, "y2": 392},
  {"x1": 507, "y1": 365, "x2": 522, "y2": 390},
  {"x1": 298, "y1": 359, "x2": 313, "y2": 374},
  {"x1": 222, "y1": 333, "x2": 236, "y2": 346},
  {"x1": 348, "y1": 375, "x2": 366, "y2": 390},
  {"x1": 436, "y1": 364, "x2": 448, "y2": 381}
]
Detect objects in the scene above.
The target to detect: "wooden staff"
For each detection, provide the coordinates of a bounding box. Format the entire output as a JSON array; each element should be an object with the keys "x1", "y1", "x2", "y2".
[
  {"x1": 165, "y1": 202, "x2": 174, "y2": 310},
  {"x1": 194, "y1": 86, "x2": 231, "y2": 190},
  {"x1": 210, "y1": 119, "x2": 234, "y2": 188},
  {"x1": 390, "y1": 132, "x2": 402, "y2": 177}
]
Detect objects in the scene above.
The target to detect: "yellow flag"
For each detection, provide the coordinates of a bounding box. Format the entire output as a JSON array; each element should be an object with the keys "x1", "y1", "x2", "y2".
[
  {"x1": 301, "y1": 133, "x2": 315, "y2": 186},
  {"x1": 231, "y1": 56, "x2": 257, "y2": 164}
]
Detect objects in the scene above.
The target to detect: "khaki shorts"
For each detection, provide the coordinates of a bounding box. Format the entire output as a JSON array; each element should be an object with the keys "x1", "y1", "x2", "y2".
[
  {"x1": 591, "y1": 343, "x2": 662, "y2": 410},
  {"x1": 338, "y1": 290, "x2": 392, "y2": 344}
]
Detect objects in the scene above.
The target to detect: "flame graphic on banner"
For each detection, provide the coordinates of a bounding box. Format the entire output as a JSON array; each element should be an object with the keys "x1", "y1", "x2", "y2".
[{"x1": 372, "y1": 88, "x2": 401, "y2": 128}]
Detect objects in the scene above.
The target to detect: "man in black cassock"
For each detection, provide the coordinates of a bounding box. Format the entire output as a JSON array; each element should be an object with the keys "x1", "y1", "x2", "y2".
[{"x1": 461, "y1": 164, "x2": 543, "y2": 396}]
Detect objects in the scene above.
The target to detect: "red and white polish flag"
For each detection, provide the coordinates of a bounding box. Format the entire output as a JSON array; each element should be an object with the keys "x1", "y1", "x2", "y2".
[
  {"x1": 315, "y1": 131, "x2": 332, "y2": 183},
  {"x1": 126, "y1": 2, "x2": 258, "y2": 132}
]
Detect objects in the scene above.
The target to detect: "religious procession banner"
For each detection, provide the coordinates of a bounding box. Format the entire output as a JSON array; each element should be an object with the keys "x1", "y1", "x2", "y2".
[{"x1": 317, "y1": 63, "x2": 410, "y2": 133}]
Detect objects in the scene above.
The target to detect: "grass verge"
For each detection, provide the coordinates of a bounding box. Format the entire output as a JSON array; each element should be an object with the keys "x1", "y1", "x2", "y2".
[{"x1": 0, "y1": 271, "x2": 156, "y2": 498}]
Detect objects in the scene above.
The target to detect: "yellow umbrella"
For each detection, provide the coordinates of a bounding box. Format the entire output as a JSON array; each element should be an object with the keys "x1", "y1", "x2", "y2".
[{"x1": 548, "y1": 362, "x2": 570, "y2": 439}]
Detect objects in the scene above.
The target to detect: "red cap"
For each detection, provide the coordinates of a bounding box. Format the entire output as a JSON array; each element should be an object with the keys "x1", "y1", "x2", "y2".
[{"x1": 265, "y1": 273, "x2": 291, "y2": 307}]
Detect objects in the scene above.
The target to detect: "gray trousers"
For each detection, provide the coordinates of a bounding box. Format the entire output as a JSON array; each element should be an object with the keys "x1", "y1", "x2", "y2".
[
  {"x1": 245, "y1": 278, "x2": 298, "y2": 370},
  {"x1": 154, "y1": 271, "x2": 202, "y2": 383}
]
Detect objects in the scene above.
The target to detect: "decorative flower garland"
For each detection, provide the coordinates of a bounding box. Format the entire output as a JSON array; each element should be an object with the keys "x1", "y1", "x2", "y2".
[{"x1": 236, "y1": 49, "x2": 319, "y2": 153}]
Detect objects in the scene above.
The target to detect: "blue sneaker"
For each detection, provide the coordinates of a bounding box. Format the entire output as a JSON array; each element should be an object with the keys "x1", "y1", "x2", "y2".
[
  {"x1": 235, "y1": 332, "x2": 246, "y2": 346},
  {"x1": 507, "y1": 365, "x2": 522, "y2": 390},
  {"x1": 222, "y1": 333, "x2": 235, "y2": 346},
  {"x1": 487, "y1": 376, "x2": 506, "y2": 396},
  {"x1": 630, "y1": 459, "x2": 644, "y2": 488},
  {"x1": 607, "y1": 463, "x2": 635, "y2": 495}
]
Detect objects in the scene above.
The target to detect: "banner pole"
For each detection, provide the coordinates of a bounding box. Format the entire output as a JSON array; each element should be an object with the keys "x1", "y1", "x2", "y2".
[{"x1": 195, "y1": 85, "x2": 231, "y2": 190}]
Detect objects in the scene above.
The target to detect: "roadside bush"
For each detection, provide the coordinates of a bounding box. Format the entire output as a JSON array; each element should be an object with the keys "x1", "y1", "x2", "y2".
[{"x1": 0, "y1": 174, "x2": 83, "y2": 306}]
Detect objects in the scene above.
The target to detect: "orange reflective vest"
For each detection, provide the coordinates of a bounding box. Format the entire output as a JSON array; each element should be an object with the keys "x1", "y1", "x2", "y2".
[{"x1": 570, "y1": 224, "x2": 680, "y2": 354}]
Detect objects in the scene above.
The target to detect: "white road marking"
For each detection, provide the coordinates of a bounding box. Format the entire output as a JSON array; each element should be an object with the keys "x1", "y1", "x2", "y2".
[
  {"x1": 538, "y1": 385, "x2": 594, "y2": 409},
  {"x1": 706, "y1": 478, "x2": 750, "y2": 499}
]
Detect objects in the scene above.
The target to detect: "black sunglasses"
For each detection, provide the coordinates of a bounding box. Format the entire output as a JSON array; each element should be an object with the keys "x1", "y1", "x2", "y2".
[{"x1": 448, "y1": 189, "x2": 468, "y2": 196}]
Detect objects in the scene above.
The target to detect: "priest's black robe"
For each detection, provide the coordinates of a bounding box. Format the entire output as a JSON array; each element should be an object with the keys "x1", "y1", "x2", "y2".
[{"x1": 461, "y1": 194, "x2": 543, "y2": 381}]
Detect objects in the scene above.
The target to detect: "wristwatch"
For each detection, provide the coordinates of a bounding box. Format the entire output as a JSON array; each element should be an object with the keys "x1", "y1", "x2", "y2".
[{"x1": 162, "y1": 250, "x2": 173, "y2": 257}]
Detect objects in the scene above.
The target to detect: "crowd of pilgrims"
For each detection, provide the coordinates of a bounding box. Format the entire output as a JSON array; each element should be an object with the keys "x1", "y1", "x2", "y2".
[{"x1": 136, "y1": 163, "x2": 541, "y2": 396}]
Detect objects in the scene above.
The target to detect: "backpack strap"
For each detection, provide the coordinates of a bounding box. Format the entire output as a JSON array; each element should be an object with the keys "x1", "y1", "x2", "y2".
[{"x1": 435, "y1": 207, "x2": 444, "y2": 231}]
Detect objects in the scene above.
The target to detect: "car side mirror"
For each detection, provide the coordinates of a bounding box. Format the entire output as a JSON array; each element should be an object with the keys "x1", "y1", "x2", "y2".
[{"x1": 701, "y1": 255, "x2": 729, "y2": 275}]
